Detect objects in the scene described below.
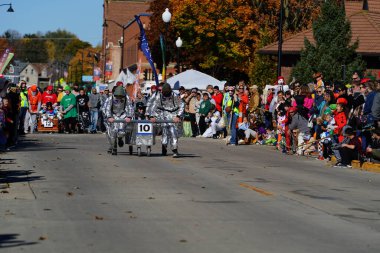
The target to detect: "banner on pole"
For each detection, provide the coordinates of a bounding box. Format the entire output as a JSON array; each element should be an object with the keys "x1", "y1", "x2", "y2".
[
  {"x1": 93, "y1": 67, "x2": 101, "y2": 81},
  {"x1": 105, "y1": 61, "x2": 113, "y2": 77},
  {"x1": 0, "y1": 49, "x2": 14, "y2": 74},
  {"x1": 135, "y1": 15, "x2": 159, "y2": 86}
]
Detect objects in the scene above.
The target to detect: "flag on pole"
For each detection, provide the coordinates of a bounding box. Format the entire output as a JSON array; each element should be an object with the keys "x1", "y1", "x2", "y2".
[
  {"x1": 0, "y1": 49, "x2": 14, "y2": 74},
  {"x1": 135, "y1": 15, "x2": 159, "y2": 86},
  {"x1": 160, "y1": 34, "x2": 166, "y2": 82}
]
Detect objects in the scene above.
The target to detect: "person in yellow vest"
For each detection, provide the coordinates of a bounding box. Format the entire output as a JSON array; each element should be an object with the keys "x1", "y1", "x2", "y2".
[
  {"x1": 222, "y1": 85, "x2": 240, "y2": 145},
  {"x1": 57, "y1": 86, "x2": 65, "y2": 105},
  {"x1": 18, "y1": 81, "x2": 29, "y2": 135}
]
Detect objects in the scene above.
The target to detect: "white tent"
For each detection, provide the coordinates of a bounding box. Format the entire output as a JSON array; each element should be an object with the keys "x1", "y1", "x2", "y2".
[{"x1": 167, "y1": 69, "x2": 226, "y2": 90}]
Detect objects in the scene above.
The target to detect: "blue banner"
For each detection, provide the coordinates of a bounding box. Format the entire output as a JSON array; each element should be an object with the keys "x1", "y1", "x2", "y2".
[{"x1": 135, "y1": 15, "x2": 159, "y2": 86}]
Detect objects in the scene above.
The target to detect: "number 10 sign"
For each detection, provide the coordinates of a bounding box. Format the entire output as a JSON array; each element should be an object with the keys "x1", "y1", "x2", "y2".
[{"x1": 137, "y1": 123, "x2": 153, "y2": 135}]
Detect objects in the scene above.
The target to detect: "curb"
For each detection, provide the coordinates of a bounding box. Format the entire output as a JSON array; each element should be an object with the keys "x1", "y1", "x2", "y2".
[{"x1": 330, "y1": 156, "x2": 380, "y2": 173}]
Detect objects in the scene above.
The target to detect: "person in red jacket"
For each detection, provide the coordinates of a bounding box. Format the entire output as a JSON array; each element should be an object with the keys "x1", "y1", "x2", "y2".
[
  {"x1": 334, "y1": 98, "x2": 348, "y2": 142},
  {"x1": 211, "y1": 85, "x2": 223, "y2": 113},
  {"x1": 42, "y1": 85, "x2": 57, "y2": 106},
  {"x1": 237, "y1": 85, "x2": 249, "y2": 123}
]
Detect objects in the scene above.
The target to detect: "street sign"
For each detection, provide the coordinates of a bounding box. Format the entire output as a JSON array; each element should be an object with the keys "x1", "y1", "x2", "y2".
[{"x1": 82, "y1": 75, "x2": 93, "y2": 82}]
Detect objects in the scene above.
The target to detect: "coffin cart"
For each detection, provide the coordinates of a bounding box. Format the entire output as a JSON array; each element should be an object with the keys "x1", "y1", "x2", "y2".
[
  {"x1": 117, "y1": 120, "x2": 173, "y2": 157},
  {"x1": 37, "y1": 116, "x2": 60, "y2": 133}
]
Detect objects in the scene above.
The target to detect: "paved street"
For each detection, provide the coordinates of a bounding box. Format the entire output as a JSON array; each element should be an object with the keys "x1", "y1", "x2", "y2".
[{"x1": 1, "y1": 134, "x2": 380, "y2": 253}]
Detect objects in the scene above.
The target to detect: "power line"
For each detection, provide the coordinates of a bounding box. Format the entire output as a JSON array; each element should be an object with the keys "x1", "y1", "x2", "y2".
[{"x1": 0, "y1": 37, "x2": 78, "y2": 40}]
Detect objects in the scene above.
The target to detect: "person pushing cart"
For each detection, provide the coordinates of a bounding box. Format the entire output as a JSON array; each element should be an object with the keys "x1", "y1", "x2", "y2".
[
  {"x1": 104, "y1": 86, "x2": 133, "y2": 155},
  {"x1": 146, "y1": 83, "x2": 185, "y2": 157}
]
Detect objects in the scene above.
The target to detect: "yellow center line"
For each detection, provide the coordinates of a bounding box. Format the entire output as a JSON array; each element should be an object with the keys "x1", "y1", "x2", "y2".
[{"x1": 239, "y1": 183, "x2": 274, "y2": 196}]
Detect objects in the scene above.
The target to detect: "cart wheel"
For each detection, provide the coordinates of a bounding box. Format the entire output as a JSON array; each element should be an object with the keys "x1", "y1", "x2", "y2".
[
  {"x1": 137, "y1": 147, "x2": 142, "y2": 157},
  {"x1": 129, "y1": 145, "x2": 133, "y2": 155},
  {"x1": 147, "y1": 147, "x2": 151, "y2": 157}
]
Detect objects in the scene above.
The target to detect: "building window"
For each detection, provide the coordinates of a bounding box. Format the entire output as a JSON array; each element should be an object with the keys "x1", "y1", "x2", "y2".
[
  {"x1": 31, "y1": 69, "x2": 34, "y2": 75},
  {"x1": 25, "y1": 69, "x2": 28, "y2": 74},
  {"x1": 26, "y1": 77, "x2": 29, "y2": 82}
]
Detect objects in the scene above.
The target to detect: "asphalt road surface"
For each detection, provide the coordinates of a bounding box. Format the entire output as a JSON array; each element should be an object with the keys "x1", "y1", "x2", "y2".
[{"x1": 1, "y1": 133, "x2": 380, "y2": 253}]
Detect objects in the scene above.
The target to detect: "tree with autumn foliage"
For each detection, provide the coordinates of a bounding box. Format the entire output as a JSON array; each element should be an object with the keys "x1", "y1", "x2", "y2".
[{"x1": 146, "y1": 0, "x2": 321, "y2": 83}]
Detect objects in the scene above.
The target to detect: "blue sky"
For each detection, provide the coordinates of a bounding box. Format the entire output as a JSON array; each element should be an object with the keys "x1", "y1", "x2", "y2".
[{"x1": 0, "y1": 0, "x2": 103, "y2": 46}]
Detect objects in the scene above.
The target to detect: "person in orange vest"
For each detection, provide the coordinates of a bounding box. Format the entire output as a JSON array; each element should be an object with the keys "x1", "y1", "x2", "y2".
[{"x1": 24, "y1": 84, "x2": 41, "y2": 133}]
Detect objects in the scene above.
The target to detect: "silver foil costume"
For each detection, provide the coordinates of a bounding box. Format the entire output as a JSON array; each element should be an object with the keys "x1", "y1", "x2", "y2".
[
  {"x1": 104, "y1": 95, "x2": 134, "y2": 153},
  {"x1": 146, "y1": 91, "x2": 185, "y2": 151}
]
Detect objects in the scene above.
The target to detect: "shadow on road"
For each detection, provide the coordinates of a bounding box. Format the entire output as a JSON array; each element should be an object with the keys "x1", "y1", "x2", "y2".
[
  {"x1": 0, "y1": 234, "x2": 38, "y2": 248},
  {"x1": 0, "y1": 169, "x2": 44, "y2": 185},
  {"x1": 10, "y1": 137, "x2": 55, "y2": 152}
]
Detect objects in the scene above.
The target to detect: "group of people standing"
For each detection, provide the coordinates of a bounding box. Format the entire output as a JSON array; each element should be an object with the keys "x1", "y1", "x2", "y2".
[{"x1": 179, "y1": 72, "x2": 379, "y2": 167}]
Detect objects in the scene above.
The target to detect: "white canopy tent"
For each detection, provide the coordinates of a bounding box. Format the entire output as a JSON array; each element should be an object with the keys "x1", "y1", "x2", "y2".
[{"x1": 167, "y1": 69, "x2": 226, "y2": 90}]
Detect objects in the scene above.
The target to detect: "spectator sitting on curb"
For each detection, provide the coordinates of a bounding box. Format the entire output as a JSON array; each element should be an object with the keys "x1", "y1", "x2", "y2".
[
  {"x1": 202, "y1": 110, "x2": 224, "y2": 139},
  {"x1": 366, "y1": 128, "x2": 380, "y2": 162},
  {"x1": 334, "y1": 127, "x2": 362, "y2": 168},
  {"x1": 238, "y1": 116, "x2": 258, "y2": 145}
]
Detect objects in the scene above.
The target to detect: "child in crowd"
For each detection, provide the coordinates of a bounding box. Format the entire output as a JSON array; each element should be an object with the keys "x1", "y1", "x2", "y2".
[
  {"x1": 334, "y1": 98, "x2": 348, "y2": 143},
  {"x1": 238, "y1": 116, "x2": 258, "y2": 144},
  {"x1": 260, "y1": 128, "x2": 277, "y2": 145},
  {"x1": 319, "y1": 108, "x2": 336, "y2": 160}
]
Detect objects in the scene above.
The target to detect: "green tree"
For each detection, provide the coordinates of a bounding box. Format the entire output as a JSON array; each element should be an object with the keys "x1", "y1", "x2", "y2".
[
  {"x1": 291, "y1": 0, "x2": 366, "y2": 84},
  {"x1": 18, "y1": 33, "x2": 49, "y2": 63},
  {"x1": 45, "y1": 29, "x2": 78, "y2": 62}
]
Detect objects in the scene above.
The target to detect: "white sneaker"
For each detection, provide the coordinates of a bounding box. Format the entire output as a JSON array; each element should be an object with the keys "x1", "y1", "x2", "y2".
[{"x1": 238, "y1": 140, "x2": 245, "y2": 144}]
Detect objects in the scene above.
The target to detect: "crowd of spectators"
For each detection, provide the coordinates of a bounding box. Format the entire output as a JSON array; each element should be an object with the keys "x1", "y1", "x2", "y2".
[
  {"x1": 180, "y1": 72, "x2": 380, "y2": 167},
  {"x1": 0, "y1": 70, "x2": 379, "y2": 168},
  {"x1": 0, "y1": 78, "x2": 111, "y2": 151}
]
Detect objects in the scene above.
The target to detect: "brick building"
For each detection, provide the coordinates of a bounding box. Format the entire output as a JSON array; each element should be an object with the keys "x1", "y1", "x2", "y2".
[
  {"x1": 260, "y1": 0, "x2": 380, "y2": 81},
  {"x1": 102, "y1": 0, "x2": 153, "y2": 81}
]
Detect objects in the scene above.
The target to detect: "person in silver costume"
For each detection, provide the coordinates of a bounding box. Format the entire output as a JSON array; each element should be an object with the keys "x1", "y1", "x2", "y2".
[
  {"x1": 104, "y1": 86, "x2": 134, "y2": 155},
  {"x1": 146, "y1": 83, "x2": 185, "y2": 157}
]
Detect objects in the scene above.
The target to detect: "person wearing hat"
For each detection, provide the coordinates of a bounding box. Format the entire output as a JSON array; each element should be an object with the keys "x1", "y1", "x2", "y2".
[
  {"x1": 146, "y1": 83, "x2": 185, "y2": 157},
  {"x1": 104, "y1": 86, "x2": 133, "y2": 155},
  {"x1": 42, "y1": 85, "x2": 57, "y2": 107},
  {"x1": 135, "y1": 102, "x2": 146, "y2": 120},
  {"x1": 274, "y1": 76, "x2": 289, "y2": 94},
  {"x1": 222, "y1": 84, "x2": 240, "y2": 145},
  {"x1": 99, "y1": 87, "x2": 110, "y2": 132},
  {"x1": 60, "y1": 85, "x2": 78, "y2": 134},
  {"x1": 237, "y1": 85, "x2": 249, "y2": 123},
  {"x1": 24, "y1": 84, "x2": 42, "y2": 134},
  {"x1": 334, "y1": 98, "x2": 348, "y2": 143},
  {"x1": 184, "y1": 87, "x2": 199, "y2": 137},
  {"x1": 18, "y1": 80, "x2": 29, "y2": 134},
  {"x1": 366, "y1": 128, "x2": 380, "y2": 162},
  {"x1": 334, "y1": 127, "x2": 362, "y2": 168}
]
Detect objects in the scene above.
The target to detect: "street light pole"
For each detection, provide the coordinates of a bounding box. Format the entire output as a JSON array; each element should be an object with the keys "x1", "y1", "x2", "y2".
[
  {"x1": 175, "y1": 37, "x2": 183, "y2": 73},
  {"x1": 277, "y1": 0, "x2": 284, "y2": 77},
  {"x1": 0, "y1": 3, "x2": 14, "y2": 12},
  {"x1": 120, "y1": 28, "x2": 125, "y2": 72},
  {"x1": 162, "y1": 8, "x2": 172, "y2": 81},
  {"x1": 81, "y1": 50, "x2": 84, "y2": 85},
  {"x1": 103, "y1": 14, "x2": 152, "y2": 74}
]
